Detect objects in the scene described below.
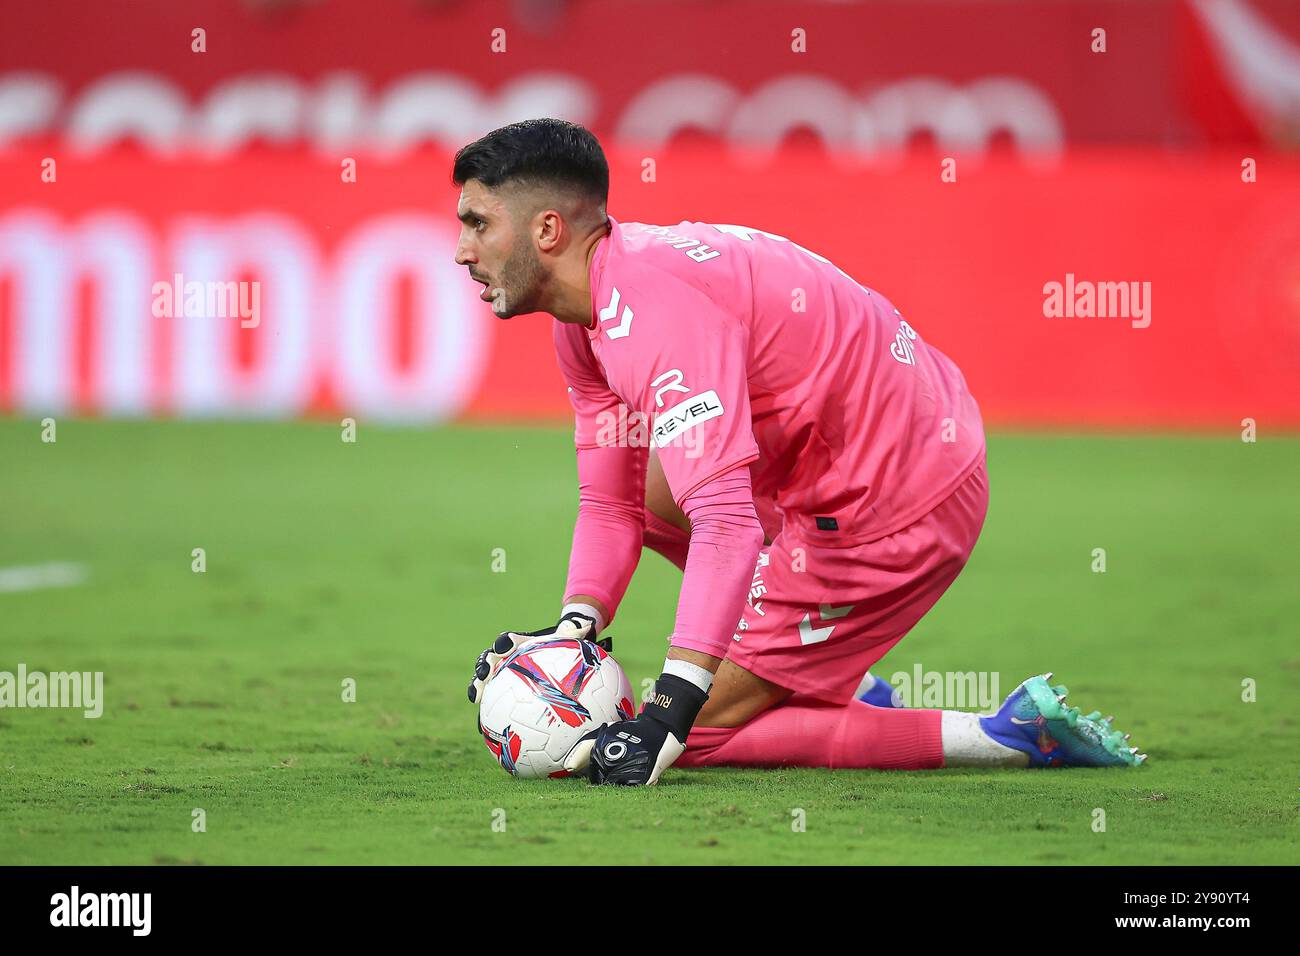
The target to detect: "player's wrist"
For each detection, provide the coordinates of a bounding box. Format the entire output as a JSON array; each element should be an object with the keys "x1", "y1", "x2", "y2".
[
  {"x1": 641, "y1": 671, "x2": 709, "y2": 743},
  {"x1": 662, "y1": 657, "x2": 714, "y2": 694},
  {"x1": 561, "y1": 600, "x2": 607, "y2": 633}
]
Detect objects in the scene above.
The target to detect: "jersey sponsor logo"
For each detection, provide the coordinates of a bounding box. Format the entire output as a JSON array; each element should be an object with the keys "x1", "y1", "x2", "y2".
[
  {"x1": 652, "y1": 389, "x2": 724, "y2": 447},
  {"x1": 890, "y1": 314, "x2": 920, "y2": 366},
  {"x1": 890, "y1": 335, "x2": 915, "y2": 365}
]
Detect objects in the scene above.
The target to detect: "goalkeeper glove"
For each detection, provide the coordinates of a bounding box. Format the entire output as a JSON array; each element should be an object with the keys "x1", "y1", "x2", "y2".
[
  {"x1": 563, "y1": 662, "x2": 711, "y2": 786},
  {"x1": 467, "y1": 605, "x2": 608, "y2": 705}
]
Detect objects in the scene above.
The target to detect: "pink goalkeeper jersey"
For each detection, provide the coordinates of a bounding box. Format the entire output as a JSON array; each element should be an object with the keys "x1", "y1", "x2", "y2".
[{"x1": 554, "y1": 217, "x2": 985, "y2": 548}]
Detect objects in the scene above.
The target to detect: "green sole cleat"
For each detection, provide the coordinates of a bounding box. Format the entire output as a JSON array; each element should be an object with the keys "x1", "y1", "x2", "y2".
[{"x1": 980, "y1": 673, "x2": 1148, "y2": 768}]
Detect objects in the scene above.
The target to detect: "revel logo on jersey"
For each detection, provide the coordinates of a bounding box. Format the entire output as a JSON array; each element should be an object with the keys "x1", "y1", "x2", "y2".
[{"x1": 653, "y1": 390, "x2": 724, "y2": 447}]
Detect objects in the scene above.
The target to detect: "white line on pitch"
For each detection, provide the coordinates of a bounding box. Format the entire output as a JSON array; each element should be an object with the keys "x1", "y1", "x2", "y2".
[{"x1": 0, "y1": 562, "x2": 88, "y2": 594}]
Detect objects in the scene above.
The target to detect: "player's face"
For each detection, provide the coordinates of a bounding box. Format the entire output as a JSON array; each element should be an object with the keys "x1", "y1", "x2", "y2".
[{"x1": 454, "y1": 181, "x2": 543, "y2": 320}]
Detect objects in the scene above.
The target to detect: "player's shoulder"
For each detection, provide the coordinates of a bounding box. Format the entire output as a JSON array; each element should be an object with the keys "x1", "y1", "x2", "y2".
[
  {"x1": 598, "y1": 218, "x2": 736, "y2": 322},
  {"x1": 609, "y1": 219, "x2": 728, "y2": 277}
]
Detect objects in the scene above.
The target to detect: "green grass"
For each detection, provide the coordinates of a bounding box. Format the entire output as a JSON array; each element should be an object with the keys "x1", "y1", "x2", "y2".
[{"x1": 0, "y1": 419, "x2": 1296, "y2": 865}]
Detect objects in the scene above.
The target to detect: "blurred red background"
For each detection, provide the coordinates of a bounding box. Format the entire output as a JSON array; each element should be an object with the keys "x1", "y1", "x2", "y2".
[{"x1": 1, "y1": 0, "x2": 1297, "y2": 426}]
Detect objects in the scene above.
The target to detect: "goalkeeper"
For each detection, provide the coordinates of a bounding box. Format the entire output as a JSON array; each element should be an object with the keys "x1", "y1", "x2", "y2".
[{"x1": 456, "y1": 119, "x2": 1144, "y2": 785}]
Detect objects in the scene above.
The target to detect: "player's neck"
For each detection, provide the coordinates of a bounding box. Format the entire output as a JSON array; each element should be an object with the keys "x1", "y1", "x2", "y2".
[{"x1": 546, "y1": 219, "x2": 609, "y2": 327}]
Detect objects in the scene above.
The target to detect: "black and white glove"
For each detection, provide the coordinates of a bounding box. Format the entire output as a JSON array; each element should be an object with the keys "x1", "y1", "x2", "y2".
[
  {"x1": 563, "y1": 663, "x2": 712, "y2": 786},
  {"x1": 467, "y1": 605, "x2": 608, "y2": 704}
]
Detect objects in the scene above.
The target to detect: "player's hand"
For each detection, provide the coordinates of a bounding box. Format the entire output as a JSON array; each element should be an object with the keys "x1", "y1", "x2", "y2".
[
  {"x1": 466, "y1": 610, "x2": 609, "y2": 704},
  {"x1": 563, "y1": 716, "x2": 684, "y2": 786},
  {"x1": 563, "y1": 670, "x2": 709, "y2": 786}
]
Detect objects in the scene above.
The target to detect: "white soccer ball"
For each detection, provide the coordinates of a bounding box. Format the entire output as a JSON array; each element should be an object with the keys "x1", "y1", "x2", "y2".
[{"x1": 477, "y1": 636, "x2": 636, "y2": 779}]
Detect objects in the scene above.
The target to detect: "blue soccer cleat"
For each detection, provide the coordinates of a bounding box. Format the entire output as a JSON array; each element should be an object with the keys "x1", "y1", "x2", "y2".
[
  {"x1": 855, "y1": 671, "x2": 903, "y2": 708},
  {"x1": 979, "y1": 673, "x2": 1147, "y2": 768}
]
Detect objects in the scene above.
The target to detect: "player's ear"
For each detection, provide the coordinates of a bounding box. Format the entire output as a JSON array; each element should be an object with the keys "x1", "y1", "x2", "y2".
[{"x1": 535, "y1": 208, "x2": 562, "y2": 251}]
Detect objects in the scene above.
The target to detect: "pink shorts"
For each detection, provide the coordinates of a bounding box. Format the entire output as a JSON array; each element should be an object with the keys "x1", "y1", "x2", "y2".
[{"x1": 726, "y1": 459, "x2": 989, "y2": 704}]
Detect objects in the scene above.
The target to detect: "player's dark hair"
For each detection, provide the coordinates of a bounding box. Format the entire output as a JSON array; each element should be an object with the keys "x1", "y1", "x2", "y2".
[{"x1": 451, "y1": 118, "x2": 609, "y2": 211}]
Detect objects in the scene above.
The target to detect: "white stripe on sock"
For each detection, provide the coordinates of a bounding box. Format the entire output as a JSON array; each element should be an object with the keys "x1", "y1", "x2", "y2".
[{"x1": 941, "y1": 711, "x2": 1029, "y2": 768}]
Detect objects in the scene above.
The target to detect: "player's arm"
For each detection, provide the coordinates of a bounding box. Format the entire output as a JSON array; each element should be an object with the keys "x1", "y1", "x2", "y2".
[
  {"x1": 665, "y1": 464, "x2": 764, "y2": 674},
  {"x1": 559, "y1": 440, "x2": 647, "y2": 632},
  {"x1": 553, "y1": 310, "x2": 650, "y2": 634},
  {"x1": 565, "y1": 463, "x2": 764, "y2": 785},
  {"x1": 467, "y1": 324, "x2": 645, "y2": 704},
  {"x1": 564, "y1": 275, "x2": 765, "y2": 785}
]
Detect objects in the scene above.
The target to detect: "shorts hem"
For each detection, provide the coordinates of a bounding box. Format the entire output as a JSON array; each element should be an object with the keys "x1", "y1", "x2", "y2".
[{"x1": 725, "y1": 646, "x2": 857, "y2": 706}]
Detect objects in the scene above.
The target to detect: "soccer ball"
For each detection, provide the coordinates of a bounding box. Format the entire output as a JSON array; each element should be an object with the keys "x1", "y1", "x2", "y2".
[{"x1": 477, "y1": 636, "x2": 636, "y2": 778}]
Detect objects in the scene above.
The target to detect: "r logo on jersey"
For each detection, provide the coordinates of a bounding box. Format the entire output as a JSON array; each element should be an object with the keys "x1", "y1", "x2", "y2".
[{"x1": 650, "y1": 368, "x2": 690, "y2": 408}]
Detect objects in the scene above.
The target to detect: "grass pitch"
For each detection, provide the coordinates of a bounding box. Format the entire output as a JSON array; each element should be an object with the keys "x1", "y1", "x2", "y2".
[{"x1": 1, "y1": 419, "x2": 1296, "y2": 865}]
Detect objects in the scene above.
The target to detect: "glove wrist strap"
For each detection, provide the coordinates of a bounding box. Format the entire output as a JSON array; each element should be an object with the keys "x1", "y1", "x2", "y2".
[
  {"x1": 642, "y1": 673, "x2": 709, "y2": 743},
  {"x1": 662, "y1": 657, "x2": 714, "y2": 694},
  {"x1": 560, "y1": 602, "x2": 605, "y2": 633}
]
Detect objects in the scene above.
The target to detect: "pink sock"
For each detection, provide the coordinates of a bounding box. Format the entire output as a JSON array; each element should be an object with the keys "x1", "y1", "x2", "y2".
[
  {"x1": 643, "y1": 507, "x2": 689, "y2": 570},
  {"x1": 680, "y1": 699, "x2": 945, "y2": 770}
]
